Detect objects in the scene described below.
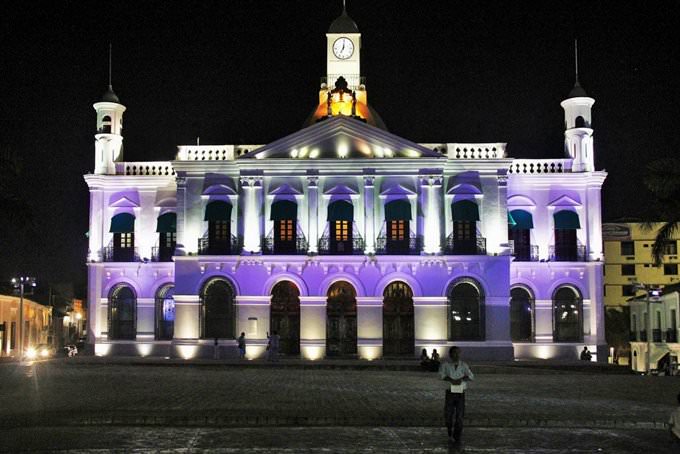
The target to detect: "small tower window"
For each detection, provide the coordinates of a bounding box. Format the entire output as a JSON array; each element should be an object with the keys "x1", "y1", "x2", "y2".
[
  {"x1": 574, "y1": 116, "x2": 586, "y2": 128},
  {"x1": 101, "y1": 115, "x2": 112, "y2": 133}
]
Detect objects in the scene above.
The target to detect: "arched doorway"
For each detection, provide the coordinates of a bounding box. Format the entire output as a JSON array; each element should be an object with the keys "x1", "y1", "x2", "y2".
[
  {"x1": 155, "y1": 284, "x2": 175, "y2": 340},
  {"x1": 326, "y1": 281, "x2": 357, "y2": 356},
  {"x1": 270, "y1": 281, "x2": 300, "y2": 355},
  {"x1": 448, "y1": 280, "x2": 484, "y2": 341},
  {"x1": 383, "y1": 281, "x2": 414, "y2": 356},
  {"x1": 510, "y1": 287, "x2": 533, "y2": 342},
  {"x1": 553, "y1": 286, "x2": 582, "y2": 342},
  {"x1": 109, "y1": 284, "x2": 136, "y2": 340},
  {"x1": 200, "y1": 278, "x2": 235, "y2": 339}
]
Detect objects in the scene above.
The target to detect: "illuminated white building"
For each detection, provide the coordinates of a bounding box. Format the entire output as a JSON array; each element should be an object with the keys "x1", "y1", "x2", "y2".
[{"x1": 85, "y1": 7, "x2": 606, "y2": 361}]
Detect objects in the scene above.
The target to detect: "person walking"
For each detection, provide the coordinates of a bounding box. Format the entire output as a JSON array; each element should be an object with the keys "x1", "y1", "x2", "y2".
[
  {"x1": 237, "y1": 332, "x2": 246, "y2": 359},
  {"x1": 439, "y1": 346, "x2": 474, "y2": 447},
  {"x1": 267, "y1": 330, "x2": 280, "y2": 362}
]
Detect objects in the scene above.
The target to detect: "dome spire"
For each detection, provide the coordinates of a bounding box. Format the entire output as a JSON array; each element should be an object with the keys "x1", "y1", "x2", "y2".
[
  {"x1": 567, "y1": 39, "x2": 588, "y2": 98},
  {"x1": 101, "y1": 42, "x2": 120, "y2": 103},
  {"x1": 329, "y1": 0, "x2": 359, "y2": 33}
]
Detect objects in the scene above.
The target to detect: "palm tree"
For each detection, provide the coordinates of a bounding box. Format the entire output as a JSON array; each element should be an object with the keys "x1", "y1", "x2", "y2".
[{"x1": 643, "y1": 158, "x2": 680, "y2": 265}]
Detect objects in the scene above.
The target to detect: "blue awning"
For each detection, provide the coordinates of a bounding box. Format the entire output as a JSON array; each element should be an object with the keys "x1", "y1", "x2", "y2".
[
  {"x1": 110, "y1": 213, "x2": 135, "y2": 233},
  {"x1": 509, "y1": 209, "x2": 534, "y2": 229},
  {"x1": 452, "y1": 200, "x2": 479, "y2": 222},
  {"x1": 554, "y1": 210, "x2": 580, "y2": 229},
  {"x1": 204, "y1": 201, "x2": 232, "y2": 221},
  {"x1": 327, "y1": 200, "x2": 353, "y2": 221},
  {"x1": 270, "y1": 200, "x2": 298, "y2": 220},
  {"x1": 385, "y1": 199, "x2": 411, "y2": 221},
  {"x1": 156, "y1": 212, "x2": 177, "y2": 233}
]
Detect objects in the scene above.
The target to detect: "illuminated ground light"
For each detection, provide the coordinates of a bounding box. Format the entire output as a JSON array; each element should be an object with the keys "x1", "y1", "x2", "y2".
[
  {"x1": 359, "y1": 345, "x2": 382, "y2": 361},
  {"x1": 245, "y1": 345, "x2": 267, "y2": 360},
  {"x1": 534, "y1": 345, "x2": 558, "y2": 360},
  {"x1": 302, "y1": 345, "x2": 325, "y2": 360},
  {"x1": 177, "y1": 345, "x2": 199, "y2": 360},
  {"x1": 95, "y1": 343, "x2": 112, "y2": 357},
  {"x1": 136, "y1": 343, "x2": 153, "y2": 357}
]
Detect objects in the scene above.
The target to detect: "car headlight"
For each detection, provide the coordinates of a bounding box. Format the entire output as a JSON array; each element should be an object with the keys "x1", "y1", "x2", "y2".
[
  {"x1": 40, "y1": 348, "x2": 50, "y2": 358},
  {"x1": 25, "y1": 347, "x2": 37, "y2": 360}
]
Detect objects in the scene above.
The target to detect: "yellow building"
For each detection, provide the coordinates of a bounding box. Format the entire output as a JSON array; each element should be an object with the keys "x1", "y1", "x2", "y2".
[
  {"x1": 603, "y1": 222, "x2": 680, "y2": 308},
  {"x1": 0, "y1": 294, "x2": 52, "y2": 357}
]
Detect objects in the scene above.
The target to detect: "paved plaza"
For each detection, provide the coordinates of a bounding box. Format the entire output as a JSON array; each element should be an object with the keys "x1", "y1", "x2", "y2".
[{"x1": 0, "y1": 358, "x2": 678, "y2": 452}]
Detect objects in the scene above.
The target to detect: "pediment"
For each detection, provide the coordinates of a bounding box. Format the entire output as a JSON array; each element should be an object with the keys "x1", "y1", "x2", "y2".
[
  {"x1": 109, "y1": 196, "x2": 139, "y2": 208},
  {"x1": 507, "y1": 194, "x2": 536, "y2": 207},
  {"x1": 241, "y1": 116, "x2": 444, "y2": 160},
  {"x1": 269, "y1": 183, "x2": 302, "y2": 196},
  {"x1": 380, "y1": 184, "x2": 416, "y2": 197},
  {"x1": 447, "y1": 183, "x2": 482, "y2": 195},
  {"x1": 202, "y1": 184, "x2": 238, "y2": 196},
  {"x1": 324, "y1": 184, "x2": 358, "y2": 195},
  {"x1": 548, "y1": 194, "x2": 582, "y2": 207}
]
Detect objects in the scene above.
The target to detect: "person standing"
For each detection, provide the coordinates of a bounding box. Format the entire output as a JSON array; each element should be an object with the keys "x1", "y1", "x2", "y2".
[
  {"x1": 213, "y1": 337, "x2": 219, "y2": 360},
  {"x1": 237, "y1": 332, "x2": 246, "y2": 359},
  {"x1": 268, "y1": 330, "x2": 280, "y2": 362},
  {"x1": 439, "y1": 346, "x2": 474, "y2": 447}
]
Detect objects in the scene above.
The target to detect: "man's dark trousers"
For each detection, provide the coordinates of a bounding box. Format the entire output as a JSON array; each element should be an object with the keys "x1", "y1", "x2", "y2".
[{"x1": 445, "y1": 390, "x2": 465, "y2": 441}]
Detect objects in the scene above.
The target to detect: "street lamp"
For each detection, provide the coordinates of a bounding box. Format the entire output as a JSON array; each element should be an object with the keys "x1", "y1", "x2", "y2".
[
  {"x1": 633, "y1": 282, "x2": 662, "y2": 374},
  {"x1": 11, "y1": 276, "x2": 36, "y2": 359}
]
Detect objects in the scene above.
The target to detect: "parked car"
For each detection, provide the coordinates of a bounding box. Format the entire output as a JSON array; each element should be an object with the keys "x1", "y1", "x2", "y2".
[{"x1": 63, "y1": 344, "x2": 78, "y2": 357}]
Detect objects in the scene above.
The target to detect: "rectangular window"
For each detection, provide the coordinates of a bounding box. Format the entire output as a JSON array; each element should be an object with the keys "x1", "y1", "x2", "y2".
[
  {"x1": 120, "y1": 232, "x2": 133, "y2": 248},
  {"x1": 664, "y1": 264, "x2": 678, "y2": 275},
  {"x1": 621, "y1": 285, "x2": 637, "y2": 297},
  {"x1": 665, "y1": 241, "x2": 678, "y2": 255},
  {"x1": 214, "y1": 220, "x2": 229, "y2": 241},
  {"x1": 278, "y1": 219, "x2": 294, "y2": 241},
  {"x1": 163, "y1": 232, "x2": 176, "y2": 248},
  {"x1": 388, "y1": 220, "x2": 406, "y2": 241},
  {"x1": 620, "y1": 241, "x2": 634, "y2": 256},
  {"x1": 334, "y1": 220, "x2": 349, "y2": 241},
  {"x1": 621, "y1": 264, "x2": 636, "y2": 276}
]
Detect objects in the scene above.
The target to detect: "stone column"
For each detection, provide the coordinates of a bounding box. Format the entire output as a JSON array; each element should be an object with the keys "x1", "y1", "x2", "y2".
[
  {"x1": 363, "y1": 173, "x2": 376, "y2": 254},
  {"x1": 496, "y1": 170, "x2": 509, "y2": 254},
  {"x1": 420, "y1": 175, "x2": 443, "y2": 254},
  {"x1": 307, "y1": 174, "x2": 319, "y2": 253},
  {"x1": 299, "y1": 296, "x2": 326, "y2": 360},
  {"x1": 534, "y1": 299, "x2": 554, "y2": 343},
  {"x1": 241, "y1": 176, "x2": 263, "y2": 254},
  {"x1": 175, "y1": 175, "x2": 187, "y2": 255},
  {"x1": 87, "y1": 188, "x2": 104, "y2": 262},
  {"x1": 356, "y1": 296, "x2": 382, "y2": 359},
  {"x1": 235, "y1": 295, "x2": 270, "y2": 359},
  {"x1": 172, "y1": 294, "x2": 200, "y2": 359}
]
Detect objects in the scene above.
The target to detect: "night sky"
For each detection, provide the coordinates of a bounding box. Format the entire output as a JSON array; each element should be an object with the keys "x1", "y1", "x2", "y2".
[{"x1": 2, "y1": 1, "x2": 679, "y2": 295}]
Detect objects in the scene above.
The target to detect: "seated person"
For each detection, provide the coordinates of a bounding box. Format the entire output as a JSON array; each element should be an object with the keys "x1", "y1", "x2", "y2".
[
  {"x1": 429, "y1": 349, "x2": 441, "y2": 372},
  {"x1": 420, "y1": 348, "x2": 430, "y2": 370}
]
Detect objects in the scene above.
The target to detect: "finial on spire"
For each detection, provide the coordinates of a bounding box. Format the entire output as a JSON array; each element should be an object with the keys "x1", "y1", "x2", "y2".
[
  {"x1": 574, "y1": 39, "x2": 579, "y2": 86},
  {"x1": 108, "y1": 42, "x2": 113, "y2": 89},
  {"x1": 342, "y1": 0, "x2": 346, "y2": 12}
]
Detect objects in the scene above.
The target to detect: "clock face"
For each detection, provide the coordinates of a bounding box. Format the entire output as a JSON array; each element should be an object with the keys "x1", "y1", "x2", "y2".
[{"x1": 332, "y1": 37, "x2": 354, "y2": 60}]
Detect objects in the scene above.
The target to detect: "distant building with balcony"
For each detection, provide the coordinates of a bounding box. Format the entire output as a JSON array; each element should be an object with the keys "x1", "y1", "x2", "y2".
[
  {"x1": 84, "y1": 6, "x2": 606, "y2": 361},
  {"x1": 0, "y1": 294, "x2": 52, "y2": 357}
]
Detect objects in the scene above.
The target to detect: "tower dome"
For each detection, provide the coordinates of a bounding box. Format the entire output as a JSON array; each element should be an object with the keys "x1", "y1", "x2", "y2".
[
  {"x1": 328, "y1": 7, "x2": 359, "y2": 33},
  {"x1": 101, "y1": 84, "x2": 120, "y2": 103}
]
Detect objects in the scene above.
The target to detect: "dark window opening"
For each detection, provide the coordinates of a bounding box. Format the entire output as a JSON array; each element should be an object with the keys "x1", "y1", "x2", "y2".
[
  {"x1": 621, "y1": 264, "x2": 636, "y2": 276},
  {"x1": 620, "y1": 241, "x2": 635, "y2": 256}
]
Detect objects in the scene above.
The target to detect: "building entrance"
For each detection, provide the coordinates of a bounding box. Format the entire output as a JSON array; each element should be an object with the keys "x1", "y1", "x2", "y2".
[
  {"x1": 383, "y1": 282, "x2": 414, "y2": 356},
  {"x1": 326, "y1": 281, "x2": 357, "y2": 356},
  {"x1": 270, "y1": 281, "x2": 300, "y2": 355}
]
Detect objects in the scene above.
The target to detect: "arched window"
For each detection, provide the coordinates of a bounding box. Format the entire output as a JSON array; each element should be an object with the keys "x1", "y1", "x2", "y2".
[
  {"x1": 202, "y1": 201, "x2": 233, "y2": 255},
  {"x1": 109, "y1": 284, "x2": 136, "y2": 340},
  {"x1": 384, "y1": 200, "x2": 412, "y2": 254},
  {"x1": 155, "y1": 285, "x2": 175, "y2": 340},
  {"x1": 553, "y1": 210, "x2": 580, "y2": 261},
  {"x1": 508, "y1": 209, "x2": 534, "y2": 261},
  {"x1": 200, "y1": 278, "x2": 235, "y2": 339},
  {"x1": 155, "y1": 212, "x2": 176, "y2": 262},
  {"x1": 383, "y1": 282, "x2": 414, "y2": 355},
  {"x1": 450, "y1": 200, "x2": 481, "y2": 255},
  {"x1": 510, "y1": 287, "x2": 533, "y2": 342},
  {"x1": 553, "y1": 286, "x2": 582, "y2": 342},
  {"x1": 448, "y1": 280, "x2": 484, "y2": 341},
  {"x1": 109, "y1": 213, "x2": 135, "y2": 262},
  {"x1": 327, "y1": 200, "x2": 354, "y2": 254},
  {"x1": 574, "y1": 116, "x2": 586, "y2": 128},
  {"x1": 101, "y1": 115, "x2": 112, "y2": 133},
  {"x1": 326, "y1": 281, "x2": 357, "y2": 355},
  {"x1": 270, "y1": 281, "x2": 300, "y2": 355},
  {"x1": 271, "y1": 200, "x2": 298, "y2": 254}
]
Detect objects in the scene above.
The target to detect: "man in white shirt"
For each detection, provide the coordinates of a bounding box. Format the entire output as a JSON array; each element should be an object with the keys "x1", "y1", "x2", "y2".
[
  {"x1": 669, "y1": 392, "x2": 680, "y2": 445},
  {"x1": 439, "y1": 346, "x2": 474, "y2": 445}
]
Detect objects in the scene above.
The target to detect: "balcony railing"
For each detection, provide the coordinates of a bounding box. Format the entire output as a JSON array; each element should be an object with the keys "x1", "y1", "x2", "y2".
[
  {"x1": 151, "y1": 246, "x2": 175, "y2": 262},
  {"x1": 262, "y1": 235, "x2": 309, "y2": 255},
  {"x1": 198, "y1": 235, "x2": 241, "y2": 255},
  {"x1": 102, "y1": 247, "x2": 140, "y2": 262},
  {"x1": 653, "y1": 329, "x2": 663, "y2": 343},
  {"x1": 375, "y1": 236, "x2": 422, "y2": 255},
  {"x1": 639, "y1": 330, "x2": 648, "y2": 342},
  {"x1": 318, "y1": 236, "x2": 365, "y2": 255},
  {"x1": 667, "y1": 329, "x2": 678, "y2": 343},
  {"x1": 509, "y1": 242, "x2": 539, "y2": 261},
  {"x1": 629, "y1": 331, "x2": 639, "y2": 342},
  {"x1": 548, "y1": 245, "x2": 587, "y2": 262},
  {"x1": 444, "y1": 234, "x2": 487, "y2": 255}
]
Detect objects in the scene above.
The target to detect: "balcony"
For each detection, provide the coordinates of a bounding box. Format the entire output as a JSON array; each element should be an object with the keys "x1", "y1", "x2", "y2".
[
  {"x1": 548, "y1": 245, "x2": 586, "y2": 262},
  {"x1": 667, "y1": 329, "x2": 678, "y2": 343},
  {"x1": 639, "y1": 330, "x2": 648, "y2": 342},
  {"x1": 653, "y1": 329, "x2": 663, "y2": 343},
  {"x1": 509, "y1": 242, "x2": 539, "y2": 262},
  {"x1": 629, "y1": 331, "x2": 639, "y2": 342},
  {"x1": 318, "y1": 236, "x2": 365, "y2": 255},
  {"x1": 102, "y1": 247, "x2": 140, "y2": 262},
  {"x1": 444, "y1": 234, "x2": 486, "y2": 255},
  {"x1": 262, "y1": 236, "x2": 309, "y2": 255},
  {"x1": 375, "y1": 236, "x2": 422, "y2": 255},
  {"x1": 151, "y1": 246, "x2": 175, "y2": 262},
  {"x1": 198, "y1": 235, "x2": 240, "y2": 255}
]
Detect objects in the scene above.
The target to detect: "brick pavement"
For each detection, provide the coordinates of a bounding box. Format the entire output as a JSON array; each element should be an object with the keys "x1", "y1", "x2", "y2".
[{"x1": 0, "y1": 359, "x2": 675, "y2": 430}]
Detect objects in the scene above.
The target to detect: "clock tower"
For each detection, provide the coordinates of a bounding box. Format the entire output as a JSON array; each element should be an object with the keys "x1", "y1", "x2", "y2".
[{"x1": 326, "y1": 4, "x2": 361, "y2": 89}]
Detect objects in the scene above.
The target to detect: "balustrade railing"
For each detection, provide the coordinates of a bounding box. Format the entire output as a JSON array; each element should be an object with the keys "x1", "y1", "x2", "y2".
[
  {"x1": 444, "y1": 234, "x2": 487, "y2": 255},
  {"x1": 151, "y1": 246, "x2": 174, "y2": 262},
  {"x1": 318, "y1": 236, "x2": 365, "y2": 255},
  {"x1": 548, "y1": 245, "x2": 586, "y2": 262},
  {"x1": 262, "y1": 235, "x2": 309, "y2": 255},
  {"x1": 117, "y1": 162, "x2": 175, "y2": 176},
  {"x1": 509, "y1": 242, "x2": 539, "y2": 261},
  {"x1": 507, "y1": 159, "x2": 572, "y2": 174},
  {"x1": 198, "y1": 235, "x2": 241, "y2": 255},
  {"x1": 375, "y1": 236, "x2": 422, "y2": 255},
  {"x1": 321, "y1": 74, "x2": 366, "y2": 90},
  {"x1": 102, "y1": 247, "x2": 140, "y2": 262}
]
